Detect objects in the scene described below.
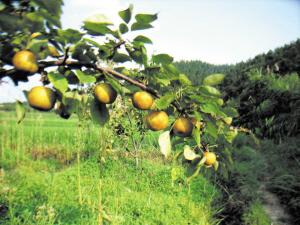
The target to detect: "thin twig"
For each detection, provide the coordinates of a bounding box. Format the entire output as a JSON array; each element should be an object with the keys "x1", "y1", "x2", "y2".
[{"x1": 60, "y1": 47, "x2": 70, "y2": 65}]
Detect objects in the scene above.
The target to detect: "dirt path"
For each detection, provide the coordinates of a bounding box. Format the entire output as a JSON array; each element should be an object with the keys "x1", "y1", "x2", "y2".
[{"x1": 259, "y1": 184, "x2": 292, "y2": 225}]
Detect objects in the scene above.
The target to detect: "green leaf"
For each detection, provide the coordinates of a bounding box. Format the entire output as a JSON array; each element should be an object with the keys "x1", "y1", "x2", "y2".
[
  {"x1": 152, "y1": 54, "x2": 173, "y2": 65},
  {"x1": 178, "y1": 74, "x2": 192, "y2": 86},
  {"x1": 74, "y1": 70, "x2": 96, "y2": 84},
  {"x1": 83, "y1": 38, "x2": 103, "y2": 48},
  {"x1": 200, "y1": 103, "x2": 220, "y2": 117},
  {"x1": 37, "y1": 10, "x2": 61, "y2": 27},
  {"x1": 133, "y1": 35, "x2": 152, "y2": 44},
  {"x1": 224, "y1": 128, "x2": 238, "y2": 143},
  {"x1": 158, "y1": 131, "x2": 172, "y2": 159},
  {"x1": 183, "y1": 145, "x2": 200, "y2": 161},
  {"x1": 83, "y1": 23, "x2": 112, "y2": 36},
  {"x1": 27, "y1": 39, "x2": 48, "y2": 55},
  {"x1": 57, "y1": 29, "x2": 82, "y2": 43},
  {"x1": 141, "y1": 45, "x2": 148, "y2": 66},
  {"x1": 192, "y1": 127, "x2": 201, "y2": 147},
  {"x1": 62, "y1": 91, "x2": 82, "y2": 114},
  {"x1": 32, "y1": 0, "x2": 63, "y2": 17},
  {"x1": 213, "y1": 161, "x2": 219, "y2": 171},
  {"x1": 223, "y1": 117, "x2": 233, "y2": 125},
  {"x1": 25, "y1": 12, "x2": 45, "y2": 31},
  {"x1": 206, "y1": 120, "x2": 218, "y2": 139},
  {"x1": 119, "y1": 23, "x2": 129, "y2": 34},
  {"x1": 0, "y1": 13, "x2": 24, "y2": 32},
  {"x1": 163, "y1": 64, "x2": 179, "y2": 75},
  {"x1": 104, "y1": 75, "x2": 130, "y2": 95},
  {"x1": 199, "y1": 85, "x2": 221, "y2": 97},
  {"x1": 194, "y1": 112, "x2": 203, "y2": 121},
  {"x1": 129, "y1": 50, "x2": 143, "y2": 64},
  {"x1": 83, "y1": 14, "x2": 113, "y2": 35},
  {"x1": 135, "y1": 13, "x2": 158, "y2": 24},
  {"x1": 216, "y1": 98, "x2": 224, "y2": 106},
  {"x1": 112, "y1": 52, "x2": 132, "y2": 63},
  {"x1": 203, "y1": 73, "x2": 225, "y2": 86},
  {"x1": 154, "y1": 77, "x2": 171, "y2": 86},
  {"x1": 127, "y1": 45, "x2": 147, "y2": 65},
  {"x1": 223, "y1": 107, "x2": 239, "y2": 117},
  {"x1": 84, "y1": 14, "x2": 113, "y2": 25},
  {"x1": 155, "y1": 93, "x2": 176, "y2": 110},
  {"x1": 118, "y1": 4, "x2": 133, "y2": 24},
  {"x1": 90, "y1": 99, "x2": 110, "y2": 126},
  {"x1": 15, "y1": 101, "x2": 25, "y2": 124},
  {"x1": 131, "y1": 22, "x2": 153, "y2": 31},
  {"x1": 48, "y1": 72, "x2": 68, "y2": 93}
]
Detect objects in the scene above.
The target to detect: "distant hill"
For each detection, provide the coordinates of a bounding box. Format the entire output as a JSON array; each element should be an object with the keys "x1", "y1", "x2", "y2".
[
  {"x1": 223, "y1": 39, "x2": 300, "y2": 99},
  {"x1": 223, "y1": 39, "x2": 300, "y2": 139},
  {"x1": 174, "y1": 60, "x2": 233, "y2": 85},
  {"x1": 229, "y1": 39, "x2": 300, "y2": 77},
  {"x1": 176, "y1": 39, "x2": 300, "y2": 139},
  {"x1": 176, "y1": 39, "x2": 300, "y2": 86}
]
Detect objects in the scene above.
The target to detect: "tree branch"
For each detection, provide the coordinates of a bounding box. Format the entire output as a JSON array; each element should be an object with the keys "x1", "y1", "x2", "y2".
[
  {"x1": 0, "y1": 58, "x2": 253, "y2": 137},
  {"x1": 0, "y1": 58, "x2": 184, "y2": 113}
]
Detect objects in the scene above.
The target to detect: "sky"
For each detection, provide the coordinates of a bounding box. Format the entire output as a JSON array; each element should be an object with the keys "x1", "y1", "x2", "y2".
[{"x1": 1, "y1": 0, "x2": 300, "y2": 103}]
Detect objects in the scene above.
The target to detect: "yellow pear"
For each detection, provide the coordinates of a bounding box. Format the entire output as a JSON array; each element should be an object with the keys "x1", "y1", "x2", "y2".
[
  {"x1": 94, "y1": 83, "x2": 117, "y2": 104},
  {"x1": 146, "y1": 111, "x2": 169, "y2": 131},
  {"x1": 173, "y1": 117, "x2": 193, "y2": 137},
  {"x1": 132, "y1": 91, "x2": 154, "y2": 110},
  {"x1": 12, "y1": 50, "x2": 38, "y2": 73},
  {"x1": 28, "y1": 86, "x2": 56, "y2": 111},
  {"x1": 204, "y1": 152, "x2": 217, "y2": 166}
]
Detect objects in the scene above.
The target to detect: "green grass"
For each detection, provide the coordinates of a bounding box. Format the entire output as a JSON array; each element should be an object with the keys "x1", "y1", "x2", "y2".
[
  {"x1": 0, "y1": 111, "x2": 220, "y2": 224},
  {"x1": 243, "y1": 201, "x2": 272, "y2": 225}
]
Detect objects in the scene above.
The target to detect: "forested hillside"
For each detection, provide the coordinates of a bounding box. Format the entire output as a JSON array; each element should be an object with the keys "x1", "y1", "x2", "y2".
[
  {"x1": 228, "y1": 39, "x2": 300, "y2": 77},
  {"x1": 176, "y1": 39, "x2": 300, "y2": 139},
  {"x1": 222, "y1": 39, "x2": 300, "y2": 139},
  {"x1": 177, "y1": 39, "x2": 300, "y2": 224},
  {"x1": 174, "y1": 60, "x2": 233, "y2": 85}
]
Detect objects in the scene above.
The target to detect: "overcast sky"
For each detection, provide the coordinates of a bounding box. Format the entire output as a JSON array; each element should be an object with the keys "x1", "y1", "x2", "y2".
[{"x1": 1, "y1": 0, "x2": 300, "y2": 103}]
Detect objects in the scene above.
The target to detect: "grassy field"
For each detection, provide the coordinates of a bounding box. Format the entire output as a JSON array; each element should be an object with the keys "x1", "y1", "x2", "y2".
[{"x1": 0, "y1": 111, "x2": 220, "y2": 225}]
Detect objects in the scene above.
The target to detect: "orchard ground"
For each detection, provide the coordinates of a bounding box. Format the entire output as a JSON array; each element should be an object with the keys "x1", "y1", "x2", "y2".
[
  {"x1": 1, "y1": 108, "x2": 288, "y2": 225},
  {"x1": 0, "y1": 110, "x2": 219, "y2": 225}
]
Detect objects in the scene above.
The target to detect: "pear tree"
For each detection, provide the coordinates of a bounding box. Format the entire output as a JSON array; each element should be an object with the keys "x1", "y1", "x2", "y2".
[{"x1": 0, "y1": 1, "x2": 247, "y2": 180}]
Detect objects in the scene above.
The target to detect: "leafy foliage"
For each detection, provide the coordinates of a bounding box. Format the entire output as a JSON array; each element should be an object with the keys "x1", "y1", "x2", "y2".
[
  {"x1": 223, "y1": 70, "x2": 300, "y2": 140},
  {"x1": 228, "y1": 39, "x2": 300, "y2": 76},
  {"x1": 0, "y1": 2, "x2": 240, "y2": 176},
  {"x1": 177, "y1": 40, "x2": 300, "y2": 140}
]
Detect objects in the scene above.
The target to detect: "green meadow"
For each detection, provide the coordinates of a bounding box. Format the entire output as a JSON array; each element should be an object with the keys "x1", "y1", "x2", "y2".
[{"x1": 0, "y1": 111, "x2": 219, "y2": 225}]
